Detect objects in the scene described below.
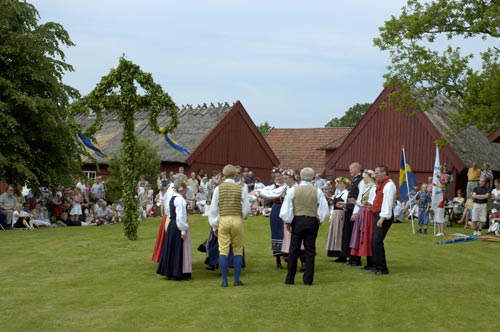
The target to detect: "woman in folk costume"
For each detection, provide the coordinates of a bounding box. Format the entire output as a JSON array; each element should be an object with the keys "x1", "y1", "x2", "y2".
[
  {"x1": 156, "y1": 178, "x2": 192, "y2": 280},
  {"x1": 325, "y1": 177, "x2": 350, "y2": 259},
  {"x1": 260, "y1": 168, "x2": 287, "y2": 269},
  {"x1": 280, "y1": 170, "x2": 305, "y2": 271},
  {"x1": 152, "y1": 174, "x2": 184, "y2": 262},
  {"x1": 350, "y1": 170, "x2": 376, "y2": 269}
]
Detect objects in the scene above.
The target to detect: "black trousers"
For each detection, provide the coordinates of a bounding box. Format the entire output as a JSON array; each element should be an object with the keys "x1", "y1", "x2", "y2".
[
  {"x1": 371, "y1": 212, "x2": 393, "y2": 273},
  {"x1": 285, "y1": 216, "x2": 319, "y2": 285}
]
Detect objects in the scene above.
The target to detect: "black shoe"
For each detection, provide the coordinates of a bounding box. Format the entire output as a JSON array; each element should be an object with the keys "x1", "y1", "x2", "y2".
[
  {"x1": 299, "y1": 265, "x2": 306, "y2": 272},
  {"x1": 234, "y1": 281, "x2": 245, "y2": 286},
  {"x1": 205, "y1": 265, "x2": 216, "y2": 271},
  {"x1": 346, "y1": 261, "x2": 361, "y2": 266},
  {"x1": 373, "y1": 270, "x2": 389, "y2": 275},
  {"x1": 362, "y1": 265, "x2": 376, "y2": 271},
  {"x1": 221, "y1": 281, "x2": 228, "y2": 287},
  {"x1": 423, "y1": 229, "x2": 428, "y2": 235},
  {"x1": 333, "y1": 257, "x2": 347, "y2": 263},
  {"x1": 417, "y1": 229, "x2": 422, "y2": 234},
  {"x1": 285, "y1": 280, "x2": 294, "y2": 285}
]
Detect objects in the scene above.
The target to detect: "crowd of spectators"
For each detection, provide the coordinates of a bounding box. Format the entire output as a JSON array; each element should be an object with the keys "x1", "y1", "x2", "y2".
[{"x1": 0, "y1": 177, "x2": 123, "y2": 230}]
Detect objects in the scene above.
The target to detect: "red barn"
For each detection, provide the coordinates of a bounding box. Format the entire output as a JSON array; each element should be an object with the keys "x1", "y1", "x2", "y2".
[{"x1": 326, "y1": 86, "x2": 500, "y2": 197}]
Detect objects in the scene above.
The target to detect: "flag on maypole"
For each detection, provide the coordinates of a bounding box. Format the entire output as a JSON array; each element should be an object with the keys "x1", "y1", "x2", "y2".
[
  {"x1": 431, "y1": 145, "x2": 442, "y2": 211},
  {"x1": 77, "y1": 131, "x2": 110, "y2": 159}
]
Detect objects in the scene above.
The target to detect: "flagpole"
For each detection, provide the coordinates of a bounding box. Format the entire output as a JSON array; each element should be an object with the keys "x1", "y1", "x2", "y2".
[{"x1": 403, "y1": 146, "x2": 415, "y2": 234}]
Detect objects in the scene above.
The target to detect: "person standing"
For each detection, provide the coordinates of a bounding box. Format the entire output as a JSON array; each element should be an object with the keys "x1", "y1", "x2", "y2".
[
  {"x1": 259, "y1": 170, "x2": 287, "y2": 269},
  {"x1": 157, "y1": 178, "x2": 192, "y2": 280},
  {"x1": 280, "y1": 167, "x2": 330, "y2": 285},
  {"x1": 208, "y1": 164, "x2": 250, "y2": 287},
  {"x1": 415, "y1": 183, "x2": 431, "y2": 234},
  {"x1": 471, "y1": 176, "x2": 490, "y2": 236},
  {"x1": 371, "y1": 165, "x2": 396, "y2": 275},
  {"x1": 466, "y1": 163, "x2": 481, "y2": 200},
  {"x1": 91, "y1": 176, "x2": 105, "y2": 200},
  {"x1": 324, "y1": 177, "x2": 349, "y2": 260},
  {"x1": 345, "y1": 162, "x2": 365, "y2": 266}
]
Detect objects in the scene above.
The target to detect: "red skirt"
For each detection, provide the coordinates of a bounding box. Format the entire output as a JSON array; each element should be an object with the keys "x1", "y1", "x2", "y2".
[
  {"x1": 351, "y1": 209, "x2": 373, "y2": 257},
  {"x1": 152, "y1": 215, "x2": 169, "y2": 263}
]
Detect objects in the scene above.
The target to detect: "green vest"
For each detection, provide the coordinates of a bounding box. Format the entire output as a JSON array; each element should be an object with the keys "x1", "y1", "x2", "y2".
[
  {"x1": 293, "y1": 186, "x2": 317, "y2": 217},
  {"x1": 219, "y1": 182, "x2": 242, "y2": 216}
]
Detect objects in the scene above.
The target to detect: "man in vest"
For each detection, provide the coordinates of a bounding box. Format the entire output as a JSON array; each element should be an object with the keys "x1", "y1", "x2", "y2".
[
  {"x1": 371, "y1": 165, "x2": 397, "y2": 275},
  {"x1": 208, "y1": 164, "x2": 250, "y2": 287},
  {"x1": 280, "y1": 167, "x2": 330, "y2": 285}
]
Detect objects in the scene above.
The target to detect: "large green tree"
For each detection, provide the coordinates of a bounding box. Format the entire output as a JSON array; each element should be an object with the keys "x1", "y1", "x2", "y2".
[
  {"x1": 325, "y1": 103, "x2": 371, "y2": 127},
  {"x1": 78, "y1": 56, "x2": 178, "y2": 240},
  {"x1": 0, "y1": 0, "x2": 82, "y2": 188},
  {"x1": 374, "y1": 0, "x2": 500, "y2": 133}
]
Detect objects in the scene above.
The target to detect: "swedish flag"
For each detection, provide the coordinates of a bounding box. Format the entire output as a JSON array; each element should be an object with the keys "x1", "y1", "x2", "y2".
[
  {"x1": 164, "y1": 133, "x2": 190, "y2": 156},
  {"x1": 399, "y1": 149, "x2": 418, "y2": 202},
  {"x1": 78, "y1": 131, "x2": 110, "y2": 160}
]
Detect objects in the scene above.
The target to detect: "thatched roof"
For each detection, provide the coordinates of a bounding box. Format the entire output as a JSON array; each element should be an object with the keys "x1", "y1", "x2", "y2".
[
  {"x1": 425, "y1": 95, "x2": 500, "y2": 170},
  {"x1": 76, "y1": 102, "x2": 234, "y2": 164}
]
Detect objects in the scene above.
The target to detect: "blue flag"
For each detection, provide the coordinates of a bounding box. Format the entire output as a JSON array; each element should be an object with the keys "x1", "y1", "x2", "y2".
[
  {"x1": 78, "y1": 131, "x2": 110, "y2": 160},
  {"x1": 399, "y1": 148, "x2": 418, "y2": 202},
  {"x1": 164, "y1": 133, "x2": 190, "y2": 156}
]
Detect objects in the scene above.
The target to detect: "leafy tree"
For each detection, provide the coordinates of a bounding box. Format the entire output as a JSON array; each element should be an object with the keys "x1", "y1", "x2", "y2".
[
  {"x1": 374, "y1": 0, "x2": 500, "y2": 133},
  {"x1": 325, "y1": 103, "x2": 370, "y2": 127},
  {"x1": 106, "y1": 137, "x2": 162, "y2": 202},
  {"x1": 0, "y1": 0, "x2": 82, "y2": 188},
  {"x1": 78, "y1": 56, "x2": 178, "y2": 240},
  {"x1": 257, "y1": 121, "x2": 273, "y2": 137}
]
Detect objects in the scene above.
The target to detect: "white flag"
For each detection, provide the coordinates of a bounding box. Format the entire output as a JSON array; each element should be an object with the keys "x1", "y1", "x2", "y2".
[{"x1": 431, "y1": 145, "x2": 442, "y2": 210}]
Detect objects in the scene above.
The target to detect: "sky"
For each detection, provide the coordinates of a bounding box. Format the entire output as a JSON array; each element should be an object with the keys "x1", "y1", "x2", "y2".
[{"x1": 31, "y1": 0, "x2": 412, "y2": 128}]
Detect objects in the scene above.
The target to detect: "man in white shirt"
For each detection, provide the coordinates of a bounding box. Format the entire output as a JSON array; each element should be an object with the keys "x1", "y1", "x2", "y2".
[
  {"x1": 280, "y1": 167, "x2": 330, "y2": 285},
  {"x1": 208, "y1": 164, "x2": 250, "y2": 287},
  {"x1": 371, "y1": 165, "x2": 397, "y2": 275}
]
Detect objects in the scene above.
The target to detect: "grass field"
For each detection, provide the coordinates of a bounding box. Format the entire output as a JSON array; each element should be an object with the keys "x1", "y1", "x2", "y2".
[{"x1": 1, "y1": 214, "x2": 499, "y2": 332}]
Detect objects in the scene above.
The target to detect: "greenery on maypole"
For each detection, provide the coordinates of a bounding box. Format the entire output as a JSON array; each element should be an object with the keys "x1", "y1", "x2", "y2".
[{"x1": 77, "y1": 56, "x2": 178, "y2": 240}]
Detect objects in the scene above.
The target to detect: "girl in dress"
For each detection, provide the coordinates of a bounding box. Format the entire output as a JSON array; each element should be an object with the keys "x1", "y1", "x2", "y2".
[{"x1": 70, "y1": 187, "x2": 83, "y2": 222}]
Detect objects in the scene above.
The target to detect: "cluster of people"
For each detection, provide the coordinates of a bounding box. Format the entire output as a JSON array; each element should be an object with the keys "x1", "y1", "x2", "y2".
[
  {"x1": 153, "y1": 162, "x2": 398, "y2": 287},
  {"x1": 0, "y1": 177, "x2": 123, "y2": 229},
  {"x1": 406, "y1": 162, "x2": 498, "y2": 237}
]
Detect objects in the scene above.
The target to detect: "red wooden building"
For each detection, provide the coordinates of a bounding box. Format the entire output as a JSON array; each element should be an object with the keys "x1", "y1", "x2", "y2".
[
  {"x1": 326, "y1": 86, "x2": 500, "y2": 196},
  {"x1": 76, "y1": 101, "x2": 279, "y2": 183}
]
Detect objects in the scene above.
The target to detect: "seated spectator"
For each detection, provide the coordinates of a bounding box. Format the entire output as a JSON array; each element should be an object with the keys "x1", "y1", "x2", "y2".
[
  {"x1": 195, "y1": 186, "x2": 209, "y2": 214},
  {"x1": 492, "y1": 178, "x2": 500, "y2": 211},
  {"x1": 47, "y1": 189, "x2": 62, "y2": 218},
  {"x1": 145, "y1": 184, "x2": 155, "y2": 217},
  {"x1": 89, "y1": 192, "x2": 100, "y2": 205},
  {"x1": 155, "y1": 186, "x2": 167, "y2": 216},
  {"x1": 12, "y1": 203, "x2": 35, "y2": 230},
  {"x1": 487, "y1": 209, "x2": 500, "y2": 236},
  {"x1": 0, "y1": 185, "x2": 18, "y2": 228},
  {"x1": 57, "y1": 211, "x2": 96, "y2": 227},
  {"x1": 111, "y1": 201, "x2": 124, "y2": 223},
  {"x1": 393, "y1": 199, "x2": 404, "y2": 223},
  {"x1": 31, "y1": 202, "x2": 52, "y2": 227},
  {"x1": 461, "y1": 194, "x2": 475, "y2": 228},
  {"x1": 185, "y1": 185, "x2": 196, "y2": 214},
  {"x1": 95, "y1": 199, "x2": 115, "y2": 225}
]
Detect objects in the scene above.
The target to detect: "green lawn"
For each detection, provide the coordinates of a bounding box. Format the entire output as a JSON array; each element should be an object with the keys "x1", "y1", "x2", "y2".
[{"x1": 1, "y1": 215, "x2": 498, "y2": 332}]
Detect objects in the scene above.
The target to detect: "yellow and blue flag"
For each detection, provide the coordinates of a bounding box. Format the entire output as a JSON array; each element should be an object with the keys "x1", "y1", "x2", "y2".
[
  {"x1": 78, "y1": 131, "x2": 110, "y2": 160},
  {"x1": 399, "y1": 148, "x2": 418, "y2": 202},
  {"x1": 164, "y1": 133, "x2": 190, "y2": 156}
]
